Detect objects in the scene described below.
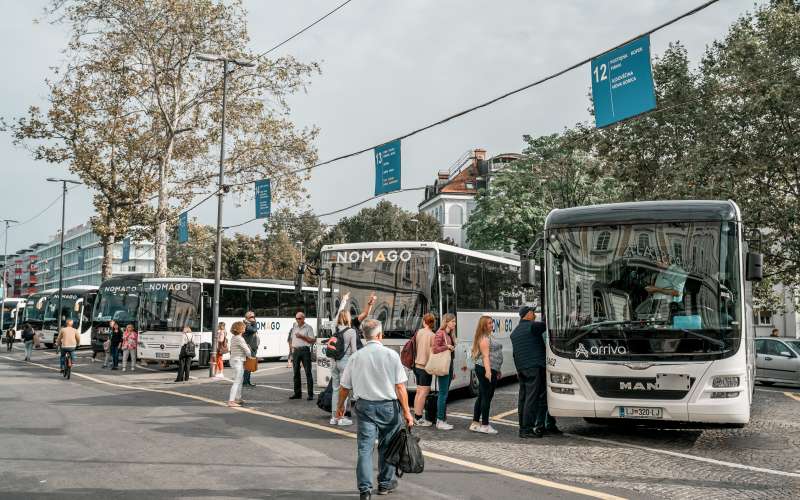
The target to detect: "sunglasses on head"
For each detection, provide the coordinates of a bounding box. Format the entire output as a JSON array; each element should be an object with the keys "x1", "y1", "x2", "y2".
[{"x1": 296, "y1": 316, "x2": 304, "y2": 320}]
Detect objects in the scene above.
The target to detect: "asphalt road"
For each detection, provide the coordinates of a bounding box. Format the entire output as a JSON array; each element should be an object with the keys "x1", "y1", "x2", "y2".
[{"x1": 2, "y1": 345, "x2": 800, "y2": 499}]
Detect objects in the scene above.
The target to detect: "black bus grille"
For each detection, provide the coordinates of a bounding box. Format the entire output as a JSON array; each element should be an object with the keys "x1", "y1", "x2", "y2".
[{"x1": 586, "y1": 376, "x2": 692, "y2": 400}]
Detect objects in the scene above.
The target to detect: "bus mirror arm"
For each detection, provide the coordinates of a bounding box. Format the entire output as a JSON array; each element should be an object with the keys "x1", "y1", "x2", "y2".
[
  {"x1": 745, "y1": 228, "x2": 763, "y2": 281},
  {"x1": 520, "y1": 236, "x2": 543, "y2": 289}
]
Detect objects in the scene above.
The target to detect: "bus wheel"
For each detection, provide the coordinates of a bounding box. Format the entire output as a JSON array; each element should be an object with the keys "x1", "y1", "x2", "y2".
[{"x1": 468, "y1": 370, "x2": 479, "y2": 397}]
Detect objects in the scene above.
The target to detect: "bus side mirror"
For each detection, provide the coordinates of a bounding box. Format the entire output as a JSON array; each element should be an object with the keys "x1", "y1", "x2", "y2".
[
  {"x1": 520, "y1": 259, "x2": 539, "y2": 289},
  {"x1": 202, "y1": 292, "x2": 211, "y2": 308},
  {"x1": 74, "y1": 299, "x2": 83, "y2": 312},
  {"x1": 746, "y1": 252, "x2": 763, "y2": 281}
]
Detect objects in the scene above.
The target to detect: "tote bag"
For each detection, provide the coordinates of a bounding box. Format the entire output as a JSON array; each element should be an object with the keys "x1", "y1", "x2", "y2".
[
  {"x1": 424, "y1": 350, "x2": 451, "y2": 376},
  {"x1": 244, "y1": 356, "x2": 258, "y2": 372}
]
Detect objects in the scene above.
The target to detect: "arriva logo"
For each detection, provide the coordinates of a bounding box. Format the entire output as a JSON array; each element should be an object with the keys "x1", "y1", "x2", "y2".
[
  {"x1": 575, "y1": 343, "x2": 627, "y2": 358},
  {"x1": 575, "y1": 344, "x2": 589, "y2": 359},
  {"x1": 335, "y1": 250, "x2": 413, "y2": 264}
]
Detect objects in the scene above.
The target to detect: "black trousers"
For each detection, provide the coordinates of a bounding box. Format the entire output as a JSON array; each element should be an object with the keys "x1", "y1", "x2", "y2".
[
  {"x1": 292, "y1": 346, "x2": 314, "y2": 396},
  {"x1": 176, "y1": 356, "x2": 191, "y2": 381},
  {"x1": 473, "y1": 364, "x2": 499, "y2": 425},
  {"x1": 518, "y1": 366, "x2": 549, "y2": 432}
]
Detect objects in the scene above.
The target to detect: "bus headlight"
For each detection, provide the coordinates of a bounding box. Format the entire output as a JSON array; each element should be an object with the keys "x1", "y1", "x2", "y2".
[
  {"x1": 550, "y1": 372, "x2": 572, "y2": 385},
  {"x1": 712, "y1": 376, "x2": 740, "y2": 388},
  {"x1": 551, "y1": 387, "x2": 574, "y2": 395},
  {"x1": 711, "y1": 391, "x2": 740, "y2": 399}
]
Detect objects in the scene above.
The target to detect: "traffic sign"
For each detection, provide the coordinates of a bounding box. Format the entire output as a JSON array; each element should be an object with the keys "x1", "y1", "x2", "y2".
[
  {"x1": 121, "y1": 237, "x2": 131, "y2": 263},
  {"x1": 178, "y1": 212, "x2": 189, "y2": 244},
  {"x1": 374, "y1": 139, "x2": 401, "y2": 196},
  {"x1": 255, "y1": 179, "x2": 271, "y2": 219},
  {"x1": 591, "y1": 35, "x2": 656, "y2": 128}
]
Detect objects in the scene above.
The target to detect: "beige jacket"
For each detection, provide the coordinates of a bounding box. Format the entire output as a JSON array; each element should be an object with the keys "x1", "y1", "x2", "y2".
[
  {"x1": 57, "y1": 327, "x2": 81, "y2": 348},
  {"x1": 414, "y1": 328, "x2": 435, "y2": 368}
]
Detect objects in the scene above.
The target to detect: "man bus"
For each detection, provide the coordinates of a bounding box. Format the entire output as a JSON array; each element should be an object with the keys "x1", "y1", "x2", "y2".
[
  {"x1": 137, "y1": 277, "x2": 318, "y2": 366},
  {"x1": 91, "y1": 274, "x2": 146, "y2": 357},
  {"x1": 314, "y1": 241, "x2": 528, "y2": 395},
  {"x1": 533, "y1": 200, "x2": 761, "y2": 426},
  {"x1": 23, "y1": 289, "x2": 57, "y2": 344},
  {"x1": 41, "y1": 286, "x2": 98, "y2": 348},
  {"x1": 1, "y1": 298, "x2": 26, "y2": 343}
]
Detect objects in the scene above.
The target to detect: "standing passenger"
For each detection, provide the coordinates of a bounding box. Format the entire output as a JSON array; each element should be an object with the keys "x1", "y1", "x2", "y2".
[
  {"x1": 227, "y1": 321, "x2": 249, "y2": 407},
  {"x1": 470, "y1": 315, "x2": 502, "y2": 434},
  {"x1": 21, "y1": 323, "x2": 35, "y2": 361},
  {"x1": 242, "y1": 312, "x2": 259, "y2": 387},
  {"x1": 120, "y1": 324, "x2": 138, "y2": 372},
  {"x1": 109, "y1": 320, "x2": 123, "y2": 370},
  {"x1": 512, "y1": 306, "x2": 546, "y2": 437},
  {"x1": 330, "y1": 310, "x2": 358, "y2": 426},
  {"x1": 214, "y1": 322, "x2": 227, "y2": 378},
  {"x1": 432, "y1": 313, "x2": 456, "y2": 430},
  {"x1": 288, "y1": 311, "x2": 316, "y2": 400},
  {"x1": 412, "y1": 313, "x2": 436, "y2": 426},
  {"x1": 336, "y1": 319, "x2": 414, "y2": 499},
  {"x1": 174, "y1": 327, "x2": 193, "y2": 382},
  {"x1": 5, "y1": 328, "x2": 14, "y2": 351}
]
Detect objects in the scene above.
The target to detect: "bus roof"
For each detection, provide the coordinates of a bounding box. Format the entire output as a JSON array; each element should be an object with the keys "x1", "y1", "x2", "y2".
[
  {"x1": 140, "y1": 277, "x2": 318, "y2": 292},
  {"x1": 27, "y1": 288, "x2": 59, "y2": 298},
  {"x1": 1, "y1": 298, "x2": 26, "y2": 306},
  {"x1": 545, "y1": 200, "x2": 740, "y2": 229},
  {"x1": 320, "y1": 241, "x2": 520, "y2": 267}
]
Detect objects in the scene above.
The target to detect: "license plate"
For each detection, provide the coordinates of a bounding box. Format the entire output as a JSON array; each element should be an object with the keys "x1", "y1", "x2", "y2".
[
  {"x1": 620, "y1": 407, "x2": 663, "y2": 419},
  {"x1": 155, "y1": 353, "x2": 170, "y2": 359}
]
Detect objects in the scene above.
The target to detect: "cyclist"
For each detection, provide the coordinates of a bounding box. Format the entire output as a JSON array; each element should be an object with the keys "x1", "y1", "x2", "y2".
[{"x1": 56, "y1": 319, "x2": 81, "y2": 375}]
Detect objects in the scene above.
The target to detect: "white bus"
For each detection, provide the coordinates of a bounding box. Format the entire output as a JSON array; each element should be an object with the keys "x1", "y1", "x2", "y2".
[
  {"x1": 137, "y1": 277, "x2": 318, "y2": 365},
  {"x1": 40, "y1": 286, "x2": 99, "y2": 348},
  {"x1": 22, "y1": 289, "x2": 57, "y2": 343},
  {"x1": 314, "y1": 242, "x2": 527, "y2": 393},
  {"x1": 537, "y1": 200, "x2": 761, "y2": 426},
  {"x1": 1, "y1": 298, "x2": 26, "y2": 341}
]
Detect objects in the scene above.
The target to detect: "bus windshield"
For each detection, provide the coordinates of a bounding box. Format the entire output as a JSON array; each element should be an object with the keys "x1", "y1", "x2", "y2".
[
  {"x1": 24, "y1": 296, "x2": 47, "y2": 323},
  {"x1": 44, "y1": 294, "x2": 81, "y2": 324},
  {"x1": 1, "y1": 302, "x2": 18, "y2": 327},
  {"x1": 94, "y1": 284, "x2": 140, "y2": 324},
  {"x1": 139, "y1": 282, "x2": 200, "y2": 332},
  {"x1": 547, "y1": 221, "x2": 741, "y2": 361},
  {"x1": 322, "y1": 248, "x2": 437, "y2": 339}
]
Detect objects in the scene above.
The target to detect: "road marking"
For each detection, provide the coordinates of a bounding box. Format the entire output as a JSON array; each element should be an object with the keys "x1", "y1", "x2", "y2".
[
  {"x1": 492, "y1": 407, "x2": 518, "y2": 420},
  {"x1": 446, "y1": 412, "x2": 800, "y2": 479},
  {"x1": 0, "y1": 356, "x2": 622, "y2": 500},
  {"x1": 784, "y1": 392, "x2": 800, "y2": 402}
]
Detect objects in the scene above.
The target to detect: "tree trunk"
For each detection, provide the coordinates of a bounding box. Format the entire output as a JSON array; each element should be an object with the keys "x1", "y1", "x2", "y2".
[
  {"x1": 101, "y1": 213, "x2": 116, "y2": 281},
  {"x1": 154, "y1": 138, "x2": 175, "y2": 277}
]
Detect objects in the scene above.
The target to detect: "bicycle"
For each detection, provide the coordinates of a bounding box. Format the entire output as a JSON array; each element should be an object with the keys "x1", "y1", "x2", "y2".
[{"x1": 63, "y1": 351, "x2": 72, "y2": 380}]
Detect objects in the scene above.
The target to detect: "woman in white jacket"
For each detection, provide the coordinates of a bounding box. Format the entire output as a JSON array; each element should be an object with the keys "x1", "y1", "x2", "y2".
[{"x1": 227, "y1": 321, "x2": 250, "y2": 407}]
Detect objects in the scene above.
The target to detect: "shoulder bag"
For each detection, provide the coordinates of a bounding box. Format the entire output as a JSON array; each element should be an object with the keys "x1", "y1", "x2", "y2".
[{"x1": 244, "y1": 356, "x2": 258, "y2": 372}]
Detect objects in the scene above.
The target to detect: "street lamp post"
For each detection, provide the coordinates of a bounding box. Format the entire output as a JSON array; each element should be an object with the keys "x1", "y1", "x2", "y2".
[
  {"x1": 1, "y1": 219, "x2": 19, "y2": 333},
  {"x1": 410, "y1": 217, "x2": 419, "y2": 241},
  {"x1": 196, "y1": 53, "x2": 255, "y2": 377},
  {"x1": 46, "y1": 178, "x2": 82, "y2": 335},
  {"x1": 188, "y1": 256, "x2": 193, "y2": 278}
]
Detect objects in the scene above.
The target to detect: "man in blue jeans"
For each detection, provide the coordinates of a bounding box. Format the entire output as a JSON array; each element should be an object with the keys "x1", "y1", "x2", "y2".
[
  {"x1": 337, "y1": 319, "x2": 414, "y2": 500},
  {"x1": 56, "y1": 319, "x2": 81, "y2": 373}
]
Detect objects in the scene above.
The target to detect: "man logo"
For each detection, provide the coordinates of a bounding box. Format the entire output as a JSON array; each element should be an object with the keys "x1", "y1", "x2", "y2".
[{"x1": 575, "y1": 343, "x2": 589, "y2": 359}]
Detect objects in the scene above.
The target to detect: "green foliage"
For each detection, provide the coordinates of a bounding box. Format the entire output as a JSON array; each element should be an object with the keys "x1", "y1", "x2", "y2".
[{"x1": 324, "y1": 201, "x2": 442, "y2": 246}]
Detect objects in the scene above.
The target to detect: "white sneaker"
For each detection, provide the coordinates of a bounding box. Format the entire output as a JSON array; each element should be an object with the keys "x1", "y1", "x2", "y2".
[
  {"x1": 469, "y1": 422, "x2": 480, "y2": 432},
  {"x1": 436, "y1": 420, "x2": 453, "y2": 430},
  {"x1": 415, "y1": 418, "x2": 433, "y2": 427},
  {"x1": 477, "y1": 425, "x2": 498, "y2": 435},
  {"x1": 337, "y1": 418, "x2": 353, "y2": 426},
  {"x1": 122, "y1": 368, "x2": 126, "y2": 372},
  {"x1": 329, "y1": 418, "x2": 338, "y2": 425},
  {"x1": 214, "y1": 373, "x2": 225, "y2": 379}
]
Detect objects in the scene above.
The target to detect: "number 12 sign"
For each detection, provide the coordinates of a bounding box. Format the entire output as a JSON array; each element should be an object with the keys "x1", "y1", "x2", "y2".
[{"x1": 591, "y1": 35, "x2": 656, "y2": 128}]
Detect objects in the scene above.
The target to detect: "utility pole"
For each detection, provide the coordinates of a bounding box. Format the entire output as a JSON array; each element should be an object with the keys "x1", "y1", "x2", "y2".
[
  {"x1": 46, "y1": 178, "x2": 81, "y2": 334},
  {"x1": 1, "y1": 219, "x2": 19, "y2": 333},
  {"x1": 196, "y1": 53, "x2": 255, "y2": 377}
]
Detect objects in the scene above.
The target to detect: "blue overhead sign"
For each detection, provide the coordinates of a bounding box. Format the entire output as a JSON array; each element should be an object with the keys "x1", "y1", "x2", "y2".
[
  {"x1": 255, "y1": 179, "x2": 271, "y2": 219},
  {"x1": 374, "y1": 139, "x2": 401, "y2": 196},
  {"x1": 178, "y1": 212, "x2": 189, "y2": 244},
  {"x1": 121, "y1": 237, "x2": 131, "y2": 263},
  {"x1": 591, "y1": 35, "x2": 656, "y2": 128}
]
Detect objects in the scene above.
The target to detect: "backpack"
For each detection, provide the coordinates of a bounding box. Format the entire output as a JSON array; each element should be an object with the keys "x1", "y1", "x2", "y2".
[
  {"x1": 182, "y1": 337, "x2": 196, "y2": 359},
  {"x1": 22, "y1": 329, "x2": 34, "y2": 342},
  {"x1": 326, "y1": 327, "x2": 352, "y2": 361},
  {"x1": 385, "y1": 426, "x2": 424, "y2": 477},
  {"x1": 317, "y1": 379, "x2": 333, "y2": 412},
  {"x1": 400, "y1": 333, "x2": 417, "y2": 370}
]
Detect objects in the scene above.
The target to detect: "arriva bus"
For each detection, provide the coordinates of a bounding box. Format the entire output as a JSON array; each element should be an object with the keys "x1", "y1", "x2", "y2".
[
  {"x1": 1, "y1": 298, "x2": 26, "y2": 341},
  {"x1": 534, "y1": 201, "x2": 762, "y2": 426},
  {"x1": 314, "y1": 242, "x2": 527, "y2": 394},
  {"x1": 91, "y1": 274, "x2": 146, "y2": 355},
  {"x1": 137, "y1": 277, "x2": 318, "y2": 365},
  {"x1": 40, "y1": 286, "x2": 98, "y2": 348},
  {"x1": 23, "y1": 289, "x2": 57, "y2": 342}
]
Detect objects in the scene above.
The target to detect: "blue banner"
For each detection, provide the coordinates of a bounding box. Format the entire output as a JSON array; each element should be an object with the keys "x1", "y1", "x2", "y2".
[
  {"x1": 121, "y1": 237, "x2": 131, "y2": 263},
  {"x1": 374, "y1": 139, "x2": 401, "y2": 196},
  {"x1": 178, "y1": 212, "x2": 189, "y2": 244},
  {"x1": 591, "y1": 35, "x2": 656, "y2": 128},
  {"x1": 255, "y1": 179, "x2": 271, "y2": 219}
]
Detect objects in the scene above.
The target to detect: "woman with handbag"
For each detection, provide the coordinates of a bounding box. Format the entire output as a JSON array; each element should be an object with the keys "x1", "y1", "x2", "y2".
[
  {"x1": 214, "y1": 322, "x2": 227, "y2": 378},
  {"x1": 227, "y1": 321, "x2": 249, "y2": 407},
  {"x1": 429, "y1": 313, "x2": 456, "y2": 430},
  {"x1": 412, "y1": 313, "x2": 437, "y2": 426},
  {"x1": 120, "y1": 324, "x2": 139, "y2": 372}
]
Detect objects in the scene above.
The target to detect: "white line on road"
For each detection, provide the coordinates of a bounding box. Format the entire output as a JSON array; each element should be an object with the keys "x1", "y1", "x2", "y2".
[
  {"x1": 446, "y1": 411, "x2": 800, "y2": 479},
  {"x1": 1, "y1": 355, "x2": 623, "y2": 500}
]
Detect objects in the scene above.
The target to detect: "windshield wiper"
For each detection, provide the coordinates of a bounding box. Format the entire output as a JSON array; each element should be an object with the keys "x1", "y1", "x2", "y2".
[
  {"x1": 673, "y1": 328, "x2": 726, "y2": 348},
  {"x1": 566, "y1": 319, "x2": 659, "y2": 347}
]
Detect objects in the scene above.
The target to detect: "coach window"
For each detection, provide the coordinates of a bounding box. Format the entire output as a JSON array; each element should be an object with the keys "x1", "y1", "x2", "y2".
[
  {"x1": 220, "y1": 288, "x2": 247, "y2": 318},
  {"x1": 484, "y1": 261, "x2": 504, "y2": 311},
  {"x1": 455, "y1": 253, "x2": 484, "y2": 310},
  {"x1": 280, "y1": 291, "x2": 305, "y2": 317},
  {"x1": 302, "y1": 291, "x2": 317, "y2": 317},
  {"x1": 250, "y1": 289, "x2": 279, "y2": 317}
]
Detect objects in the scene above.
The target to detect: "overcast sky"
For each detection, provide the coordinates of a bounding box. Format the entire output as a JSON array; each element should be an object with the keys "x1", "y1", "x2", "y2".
[{"x1": 0, "y1": 0, "x2": 766, "y2": 254}]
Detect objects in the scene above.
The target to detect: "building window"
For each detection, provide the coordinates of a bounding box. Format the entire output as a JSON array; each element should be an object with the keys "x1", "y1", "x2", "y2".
[
  {"x1": 672, "y1": 241, "x2": 683, "y2": 263},
  {"x1": 638, "y1": 233, "x2": 650, "y2": 250},
  {"x1": 753, "y1": 309, "x2": 773, "y2": 326},
  {"x1": 595, "y1": 231, "x2": 611, "y2": 251},
  {"x1": 449, "y1": 205, "x2": 464, "y2": 226}
]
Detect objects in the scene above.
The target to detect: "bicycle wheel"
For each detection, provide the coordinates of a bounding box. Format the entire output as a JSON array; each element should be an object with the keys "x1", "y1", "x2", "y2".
[{"x1": 65, "y1": 359, "x2": 71, "y2": 380}]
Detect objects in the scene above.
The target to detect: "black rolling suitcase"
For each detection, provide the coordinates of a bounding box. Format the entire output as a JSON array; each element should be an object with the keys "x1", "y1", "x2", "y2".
[{"x1": 424, "y1": 392, "x2": 438, "y2": 424}]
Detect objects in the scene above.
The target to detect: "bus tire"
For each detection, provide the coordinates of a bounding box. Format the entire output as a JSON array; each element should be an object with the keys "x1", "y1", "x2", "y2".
[{"x1": 468, "y1": 370, "x2": 479, "y2": 397}]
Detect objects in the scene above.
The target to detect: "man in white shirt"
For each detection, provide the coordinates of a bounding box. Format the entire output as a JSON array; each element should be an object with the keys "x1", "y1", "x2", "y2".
[{"x1": 337, "y1": 319, "x2": 413, "y2": 499}]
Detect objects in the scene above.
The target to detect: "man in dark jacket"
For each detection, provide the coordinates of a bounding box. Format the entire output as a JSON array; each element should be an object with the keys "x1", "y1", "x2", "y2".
[
  {"x1": 511, "y1": 306, "x2": 560, "y2": 438},
  {"x1": 242, "y1": 311, "x2": 260, "y2": 387}
]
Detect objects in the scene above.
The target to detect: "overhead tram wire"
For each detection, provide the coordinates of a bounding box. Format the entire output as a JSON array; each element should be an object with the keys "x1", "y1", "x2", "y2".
[
  {"x1": 8, "y1": 184, "x2": 82, "y2": 230},
  {"x1": 223, "y1": 0, "x2": 721, "y2": 187}
]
